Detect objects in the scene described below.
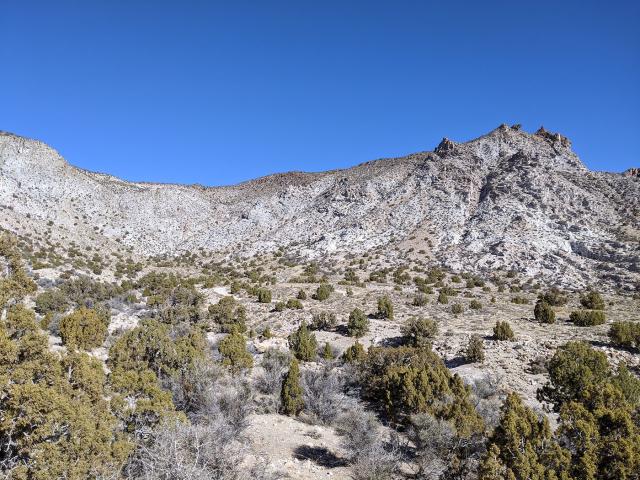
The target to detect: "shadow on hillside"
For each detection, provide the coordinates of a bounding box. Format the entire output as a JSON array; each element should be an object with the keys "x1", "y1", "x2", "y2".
[
  {"x1": 293, "y1": 445, "x2": 347, "y2": 468},
  {"x1": 445, "y1": 356, "x2": 467, "y2": 369}
]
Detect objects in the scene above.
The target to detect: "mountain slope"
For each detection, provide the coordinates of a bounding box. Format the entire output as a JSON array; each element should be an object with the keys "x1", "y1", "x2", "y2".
[{"x1": 1, "y1": 125, "x2": 638, "y2": 289}]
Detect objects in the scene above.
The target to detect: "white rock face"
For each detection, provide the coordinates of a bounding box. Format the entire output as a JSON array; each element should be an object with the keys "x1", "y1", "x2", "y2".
[{"x1": 1, "y1": 125, "x2": 638, "y2": 289}]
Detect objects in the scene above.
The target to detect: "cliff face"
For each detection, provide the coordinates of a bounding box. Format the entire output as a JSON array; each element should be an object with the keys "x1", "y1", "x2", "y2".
[{"x1": 1, "y1": 125, "x2": 638, "y2": 289}]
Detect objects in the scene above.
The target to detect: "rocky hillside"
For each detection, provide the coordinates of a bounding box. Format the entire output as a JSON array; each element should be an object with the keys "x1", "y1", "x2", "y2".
[{"x1": 1, "y1": 125, "x2": 638, "y2": 289}]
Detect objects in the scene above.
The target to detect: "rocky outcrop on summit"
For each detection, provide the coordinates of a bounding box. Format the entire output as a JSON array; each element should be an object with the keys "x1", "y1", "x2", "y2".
[
  {"x1": 623, "y1": 167, "x2": 640, "y2": 178},
  {"x1": 0, "y1": 126, "x2": 638, "y2": 289}
]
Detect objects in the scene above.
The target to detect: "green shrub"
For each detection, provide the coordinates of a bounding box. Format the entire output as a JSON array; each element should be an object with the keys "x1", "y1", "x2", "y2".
[
  {"x1": 401, "y1": 317, "x2": 438, "y2": 347},
  {"x1": 0, "y1": 305, "x2": 133, "y2": 478},
  {"x1": 59, "y1": 307, "x2": 109, "y2": 350},
  {"x1": 321, "y1": 342, "x2": 335, "y2": 360},
  {"x1": 511, "y1": 296, "x2": 529, "y2": 305},
  {"x1": 570, "y1": 309, "x2": 605, "y2": 326},
  {"x1": 465, "y1": 334, "x2": 485, "y2": 363},
  {"x1": 437, "y1": 291, "x2": 448, "y2": 304},
  {"x1": 479, "y1": 393, "x2": 568, "y2": 479},
  {"x1": 493, "y1": 321, "x2": 515, "y2": 341},
  {"x1": 286, "y1": 298, "x2": 303, "y2": 309},
  {"x1": 274, "y1": 301, "x2": 286, "y2": 312},
  {"x1": 288, "y1": 320, "x2": 318, "y2": 361},
  {"x1": 219, "y1": 331, "x2": 253, "y2": 371},
  {"x1": 538, "y1": 287, "x2": 567, "y2": 306},
  {"x1": 469, "y1": 300, "x2": 482, "y2": 310},
  {"x1": 108, "y1": 319, "x2": 205, "y2": 378},
  {"x1": 342, "y1": 341, "x2": 366, "y2": 363},
  {"x1": 262, "y1": 326, "x2": 273, "y2": 339},
  {"x1": 377, "y1": 296, "x2": 394, "y2": 320},
  {"x1": 208, "y1": 296, "x2": 247, "y2": 333},
  {"x1": 361, "y1": 346, "x2": 484, "y2": 434},
  {"x1": 281, "y1": 358, "x2": 304, "y2": 416},
  {"x1": 534, "y1": 300, "x2": 556, "y2": 324},
  {"x1": 309, "y1": 311, "x2": 337, "y2": 331},
  {"x1": 580, "y1": 290, "x2": 605, "y2": 310},
  {"x1": 451, "y1": 303, "x2": 463, "y2": 314},
  {"x1": 608, "y1": 321, "x2": 640, "y2": 350},
  {"x1": 297, "y1": 289, "x2": 307, "y2": 300},
  {"x1": 313, "y1": 283, "x2": 333, "y2": 301},
  {"x1": 257, "y1": 288, "x2": 272, "y2": 303},
  {"x1": 412, "y1": 293, "x2": 429, "y2": 306},
  {"x1": 34, "y1": 288, "x2": 69, "y2": 315},
  {"x1": 347, "y1": 308, "x2": 370, "y2": 338}
]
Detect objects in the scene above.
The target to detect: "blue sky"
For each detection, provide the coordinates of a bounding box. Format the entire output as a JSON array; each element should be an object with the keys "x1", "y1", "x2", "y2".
[{"x1": 1, "y1": 1, "x2": 638, "y2": 185}]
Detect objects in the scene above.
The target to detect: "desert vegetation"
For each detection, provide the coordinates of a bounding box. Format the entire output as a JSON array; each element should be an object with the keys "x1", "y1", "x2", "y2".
[{"x1": 0, "y1": 231, "x2": 639, "y2": 479}]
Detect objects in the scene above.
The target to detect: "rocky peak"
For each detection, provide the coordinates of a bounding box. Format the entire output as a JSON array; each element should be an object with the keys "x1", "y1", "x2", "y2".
[
  {"x1": 535, "y1": 126, "x2": 572, "y2": 149},
  {"x1": 434, "y1": 137, "x2": 457, "y2": 157},
  {"x1": 623, "y1": 167, "x2": 639, "y2": 178}
]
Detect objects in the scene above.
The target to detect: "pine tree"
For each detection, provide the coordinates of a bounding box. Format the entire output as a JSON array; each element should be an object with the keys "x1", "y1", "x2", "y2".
[
  {"x1": 479, "y1": 392, "x2": 570, "y2": 480},
  {"x1": 347, "y1": 308, "x2": 369, "y2": 337},
  {"x1": 321, "y1": 342, "x2": 334, "y2": 360},
  {"x1": 288, "y1": 320, "x2": 318, "y2": 361},
  {"x1": 377, "y1": 295, "x2": 394, "y2": 319},
  {"x1": 281, "y1": 358, "x2": 304, "y2": 416}
]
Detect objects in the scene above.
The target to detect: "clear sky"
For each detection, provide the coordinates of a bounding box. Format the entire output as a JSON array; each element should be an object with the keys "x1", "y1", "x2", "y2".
[{"x1": 1, "y1": 1, "x2": 638, "y2": 186}]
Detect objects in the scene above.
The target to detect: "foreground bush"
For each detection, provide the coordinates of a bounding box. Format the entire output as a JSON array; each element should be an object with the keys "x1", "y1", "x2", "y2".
[
  {"x1": 569, "y1": 309, "x2": 605, "y2": 326},
  {"x1": 537, "y1": 341, "x2": 640, "y2": 478},
  {"x1": 361, "y1": 346, "x2": 484, "y2": 435},
  {"x1": 479, "y1": 392, "x2": 569, "y2": 479},
  {"x1": 0, "y1": 305, "x2": 131, "y2": 478},
  {"x1": 59, "y1": 306, "x2": 109, "y2": 350},
  {"x1": 301, "y1": 366, "x2": 347, "y2": 424}
]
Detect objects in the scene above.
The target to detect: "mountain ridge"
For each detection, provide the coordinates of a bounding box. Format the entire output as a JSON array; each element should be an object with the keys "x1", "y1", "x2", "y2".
[{"x1": 1, "y1": 125, "x2": 638, "y2": 290}]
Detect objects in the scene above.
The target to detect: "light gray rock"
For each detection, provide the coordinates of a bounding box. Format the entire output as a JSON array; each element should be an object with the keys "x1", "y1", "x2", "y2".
[{"x1": 1, "y1": 125, "x2": 638, "y2": 289}]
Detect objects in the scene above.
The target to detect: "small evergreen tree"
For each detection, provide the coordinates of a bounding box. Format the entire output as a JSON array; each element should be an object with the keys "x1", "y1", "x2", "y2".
[
  {"x1": 313, "y1": 284, "x2": 333, "y2": 301},
  {"x1": 347, "y1": 308, "x2": 369, "y2": 337},
  {"x1": 377, "y1": 295, "x2": 394, "y2": 320},
  {"x1": 569, "y1": 309, "x2": 605, "y2": 326},
  {"x1": 257, "y1": 288, "x2": 272, "y2": 303},
  {"x1": 534, "y1": 300, "x2": 556, "y2": 324},
  {"x1": 281, "y1": 358, "x2": 304, "y2": 416},
  {"x1": 342, "y1": 341, "x2": 366, "y2": 363},
  {"x1": 219, "y1": 331, "x2": 253, "y2": 371},
  {"x1": 59, "y1": 307, "x2": 109, "y2": 350},
  {"x1": 401, "y1": 317, "x2": 437, "y2": 347},
  {"x1": 321, "y1": 342, "x2": 335, "y2": 360},
  {"x1": 493, "y1": 321, "x2": 515, "y2": 341},
  {"x1": 580, "y1": 290, "x2": 605, "y2": 310},
  {"x1": 288, "y1": 320, "x2": 318, "y2": 361},
  {"x1": 465, "y1": 334, "x2": 485, "y2": 363},
  {"x1": 479, "y1": 392, "x2": 570, "y2": 479}
]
